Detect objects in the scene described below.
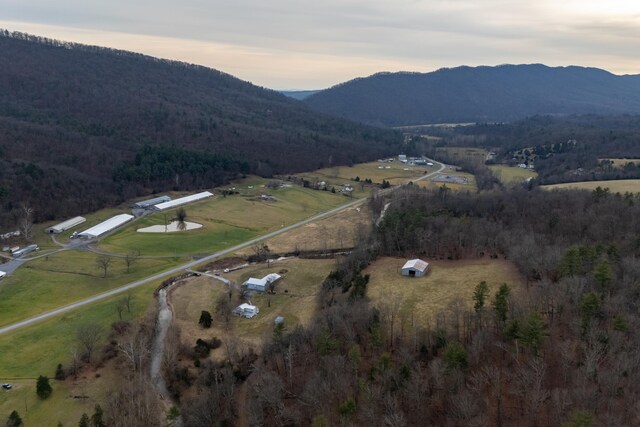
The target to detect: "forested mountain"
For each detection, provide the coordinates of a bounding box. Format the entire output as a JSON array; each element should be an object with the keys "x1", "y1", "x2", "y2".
[
  {"x1": 304, "y1": 64, "x2": 640, "y2": 126},
  {"x1": 0, "y1": 31, "x2": 401, "y2": 227},
  {"x1": 280, "y1": 90, "x2": 319, "y2": 100}
]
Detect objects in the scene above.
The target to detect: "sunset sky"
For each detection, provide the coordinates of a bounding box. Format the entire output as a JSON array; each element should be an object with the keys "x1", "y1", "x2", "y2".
[{"x1": 2, "y1": 0, "x2": 639, "y2": 89}]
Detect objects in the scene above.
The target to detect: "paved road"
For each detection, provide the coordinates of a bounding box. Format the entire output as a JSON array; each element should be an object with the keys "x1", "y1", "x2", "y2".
[{"x1": 0, "y1": 160, "x2": 445, "y2": 336}]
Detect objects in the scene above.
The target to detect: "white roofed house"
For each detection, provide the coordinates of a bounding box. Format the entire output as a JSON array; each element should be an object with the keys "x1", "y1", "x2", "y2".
[
  {"x1": 233, "y1": 303, "x2": 259, "y2": 318},
  {"x1": 402, "y1": 259, "x2": 429, "y2": 277},
  {"x1": 244, "y1": 273, "x2": 282, "y2": 292}
]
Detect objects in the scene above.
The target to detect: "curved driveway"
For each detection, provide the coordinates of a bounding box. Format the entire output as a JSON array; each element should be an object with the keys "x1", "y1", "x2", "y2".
[{"x1": 0, "y1": 160, "x2": 445, "y2": 336}]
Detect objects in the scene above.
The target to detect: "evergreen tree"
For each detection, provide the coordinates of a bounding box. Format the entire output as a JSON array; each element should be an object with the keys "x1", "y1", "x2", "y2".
[{"x1": 36, "y1": 375, "x2": 52, "y2": 399}]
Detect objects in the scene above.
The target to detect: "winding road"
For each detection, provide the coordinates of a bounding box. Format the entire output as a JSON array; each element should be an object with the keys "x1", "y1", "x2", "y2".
[{"x1": 0, "y1": 160, "x2": 445, "y2": 336}]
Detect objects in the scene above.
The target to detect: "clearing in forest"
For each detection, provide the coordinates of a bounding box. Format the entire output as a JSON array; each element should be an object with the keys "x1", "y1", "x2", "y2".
[
  {"x1": 489, "y1": 165, "x2": 537, "y2": 184},
  {"x1": 364, "y1": 257, "x2": 524, "y2": 328},
  {"x1": 542, "y1": 179, "x2": 640, "y2": 193}
]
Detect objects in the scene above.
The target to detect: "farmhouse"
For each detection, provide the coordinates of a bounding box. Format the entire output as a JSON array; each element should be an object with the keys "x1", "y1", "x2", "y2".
[
  {"x1": 77, "y1": 214, "x2": 134, "y2": 239},
  {"x1": 153, "y1": 191, "x2": 213, "y2": 210},
  {"x1": 233, "y1": 303, "x2": 259, "y2": 318},
  {"x1": 132, "y1": 195, "x2": 171, "y2": 209},
  {"x1": 45, "y1": 216, "x2": 86, "y2": 234},
  {"x1": 244, "y1": 273, "x2": 281, "y2": 292},
  {"x1": 402, "y1": 258, "x2": 429, "y2": 277}
]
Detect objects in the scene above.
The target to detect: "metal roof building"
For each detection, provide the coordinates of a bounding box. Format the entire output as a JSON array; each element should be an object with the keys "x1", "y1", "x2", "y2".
[
  {"x1": 45, "y1": 216, "x2": 86, "y2": 234},
  {"x1": 153, "y1": 191, "x2": 213, "y2": 211},
  {"x1": 78, "y1": 214, "x2": 134, "y2": 239},
  {"x1": 132, "y1": 195, "x2": 171, "y2": 209},
  {"x1": 402, "y1": 259, "x2": 430, "y2": 277}
]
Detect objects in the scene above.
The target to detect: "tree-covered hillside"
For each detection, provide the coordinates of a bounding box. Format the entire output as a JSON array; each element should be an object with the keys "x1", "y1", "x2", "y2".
[
  {"x1": 0, "y1": 31, "x2": 401, "y2": 227},
  {"x1": 304, "y1": 65, "x2": 640, "y2": 126}
]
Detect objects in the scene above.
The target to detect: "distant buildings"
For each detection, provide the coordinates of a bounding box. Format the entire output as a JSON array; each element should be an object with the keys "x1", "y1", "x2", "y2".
[{"x1": 132, "y1": 195, "x2": 171, "y2": 209}]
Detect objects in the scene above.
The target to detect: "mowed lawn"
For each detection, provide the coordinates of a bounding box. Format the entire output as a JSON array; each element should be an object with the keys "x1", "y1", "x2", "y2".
[
  {"x1": 0, "y1": 280, "x2": 157, "y2": 426},
  {"x1": 172, "y1": 258, "x2": 336, "y2": 352},
  {"x1": 489, "y1": 165, "x2": 537, "y2": 184},
  {"x1": 542, "y1": 179, "x2": 640, "y2": 193},
  {"x1": 299, "y1": 161, "x2": 434, "y2": 188},
  {"x1": 364, "y1": 257, "x2": 523, "y2": 328},
  {"x1": 98, "y1": 183, "x2": 349, "y2": 257},
  {"x1": 0, "y1": 249, "x2": 179, "y2": 327}
]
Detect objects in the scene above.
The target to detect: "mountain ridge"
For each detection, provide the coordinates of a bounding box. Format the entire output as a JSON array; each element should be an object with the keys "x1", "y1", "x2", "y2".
[
  {"x1": 304, "y1": 64, "x2": 640, "y2": 126},
  {"x1": 0, "y1": 30, "x2": 401, "y2": 227}
]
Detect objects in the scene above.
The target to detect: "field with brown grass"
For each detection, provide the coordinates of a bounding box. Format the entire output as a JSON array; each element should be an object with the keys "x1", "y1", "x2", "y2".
[
  {"x1": 600, "y1": 158, "x2": 640, "y2": 168},
  {"x1": 171, "y1": 258, "x2": 337, "y2": 355},
  {"x1": 364, "y1": 257, "x2": 524, "y2": 328},
  {"x1": 542, "y1": 179, "x2": 640, "y2": 193},
  {"x1": 415, "y1": 168, "x2": 477, "y2": 192}
]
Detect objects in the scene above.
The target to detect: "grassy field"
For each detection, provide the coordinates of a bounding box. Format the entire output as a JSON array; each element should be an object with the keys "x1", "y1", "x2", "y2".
[
  {"x1": 600, "y1": 158, "x2": 640, "y2": 167},
  {"x1": 489, "y1": 165, "x2": 538, "y2": 184},
  {"x1": 98, "y1": 181, "x2": 348, "y2": 257},
  {"x1": 0, "y1": 249, "x2": 179, "y2": 328},
  {"x1": 298, "y1": 161, "x2": 434, "y2": 190},
  {"x1": 542, "y1": 180, "x2": 640, "y2": 193},
  {"x1": 436, "y1": 147, "x2": 488, "y2": 164},
  {"x1": 364, "y1": 257, "x2": 523, "y2": 328},
  {"x1": 0, "y1": 279, "x2": 158, "y2": 426},
  {"x1": 236, "y1": 204, "x2": 372, "y2": 255},
  {"x1": 172, "y1": 258, "x2": 336, "y2": 352}
]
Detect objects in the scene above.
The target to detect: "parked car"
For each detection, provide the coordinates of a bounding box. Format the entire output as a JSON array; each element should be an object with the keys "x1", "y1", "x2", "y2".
[
  {"x1": 2, "y1": 383, "x2": 12, "y2": 390},
  {"x1": 0, "y1": 271, "x2": 6, "y2": 280}
]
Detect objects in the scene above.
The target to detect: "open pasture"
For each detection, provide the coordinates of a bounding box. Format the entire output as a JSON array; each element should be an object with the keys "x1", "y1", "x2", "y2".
[
  {"x1": 0, "y1": 250, "x2": 178, "y2": 328},
  {"x1": 364, "y1": 257, "x2": 523, "y2": 327},
  {"x1": 489, "y1": 164, "x2": 538, "y2": 184},
  {"x1": 542, "y1": 179, "x2": 640, "y2": 193},
  {"x1": 98, "y1": 181, "x2": 348, "y2": 257}
]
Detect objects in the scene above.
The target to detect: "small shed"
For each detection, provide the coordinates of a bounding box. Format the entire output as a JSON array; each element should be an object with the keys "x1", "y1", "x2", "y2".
[
  {"x1": 401, "y1": 259, "x2": 429, "y2": 277},
  {"x1": 233, "y1": 303, "x2": 259, "y2": 318}
]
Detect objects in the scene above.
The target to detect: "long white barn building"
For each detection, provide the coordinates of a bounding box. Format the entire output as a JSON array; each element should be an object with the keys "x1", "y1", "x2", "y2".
[
  {"x1": 78, "y1": 214, "x2": 134, "y2": 239},
  {"x1": 45, "y1": 216, "x2": 86, "y2": 234},
  {"x1": 153, "y1": 191, "x2": 213, "y2": 211}
]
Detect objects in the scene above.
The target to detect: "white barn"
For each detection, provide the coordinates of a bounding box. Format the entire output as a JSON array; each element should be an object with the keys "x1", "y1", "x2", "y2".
[
  {"x1": 153, "y1": 191, "x2": 213, "y2": 211},
  {"x1": 78, "y1": 214, "x2": 134, "y2": 239},
  {"x1": 244, "y1": 273, "x2": 281, "y2": 292},
  {"x1": 132, "y1": 195, "x2": 171, "y2": 209},
  {"x1": 45, "y1": 216, "x2": 86, "y2": 234},
  {"x1": 402, "y1": 259, "x2": 429, "y2": 277},
  {"x1": 233, "y1": 303, "x2": 259, "y2": 318}
]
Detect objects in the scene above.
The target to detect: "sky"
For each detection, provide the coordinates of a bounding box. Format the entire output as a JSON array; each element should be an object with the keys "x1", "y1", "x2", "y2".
[{"x1": 1, "y1": 0, "x2": 639, "y2": 90}]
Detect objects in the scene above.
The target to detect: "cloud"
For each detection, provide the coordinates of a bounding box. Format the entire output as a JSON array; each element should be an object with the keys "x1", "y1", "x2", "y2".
[{"x1": 1, "y1": 0, "x2": 639, "y2": 88}]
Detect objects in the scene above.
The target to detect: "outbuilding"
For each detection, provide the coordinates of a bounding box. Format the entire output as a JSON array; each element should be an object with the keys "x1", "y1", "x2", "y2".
[
  {"x1": 401, "y1": 258, "x2": 429, "y2": 277},
  {"x1": 45, "y1": 216, "x2": 86, "y2": 234},
  {"x1": 132, "y1": 195, "x2": 171, "y2": 209},
  {"x1": 77, "y1": 214, "x2": 134, "y2": 239},
  {"x1": 153, "y1": 191, "x2": 213, "y2": 211},
  {"x1": 233, "y1": 303, "x2": 259, "y2": 318},
  {"x1": 244, "y1": 273, "x2": 281, "y2": 292}
]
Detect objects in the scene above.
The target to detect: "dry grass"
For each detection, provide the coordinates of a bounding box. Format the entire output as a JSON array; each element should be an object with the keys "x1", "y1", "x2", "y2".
[
  {"x1": 298, "y1": 161, "x2": 434, "y2": 188},
  {"x1": 542, "y1": 180, "x2": 640, "y2": 193},
  {"x1": 364, "y1": 257, "x2": 524, "y2": 327},
  {"x1": 489, "y1": 165, "x2": 538, "y2": 184},
  {"x1": 600, "y1": 158, "x2": 640, "y2": 167},
  {"x1": 171, "y1": 258, "x2": 336, "y2": 355},
  {"x1": 236, "y1": 204, "x2": 373, "y2": 255}
]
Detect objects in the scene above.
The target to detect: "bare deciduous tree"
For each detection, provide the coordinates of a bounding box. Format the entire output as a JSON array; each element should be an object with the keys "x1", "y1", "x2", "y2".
[
  {"x1": 77, "y1": 323, "x2": 103, "y2": 363},
  {"x1": 96, "y1": 255, "x2": 113, "y2": 278}
]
